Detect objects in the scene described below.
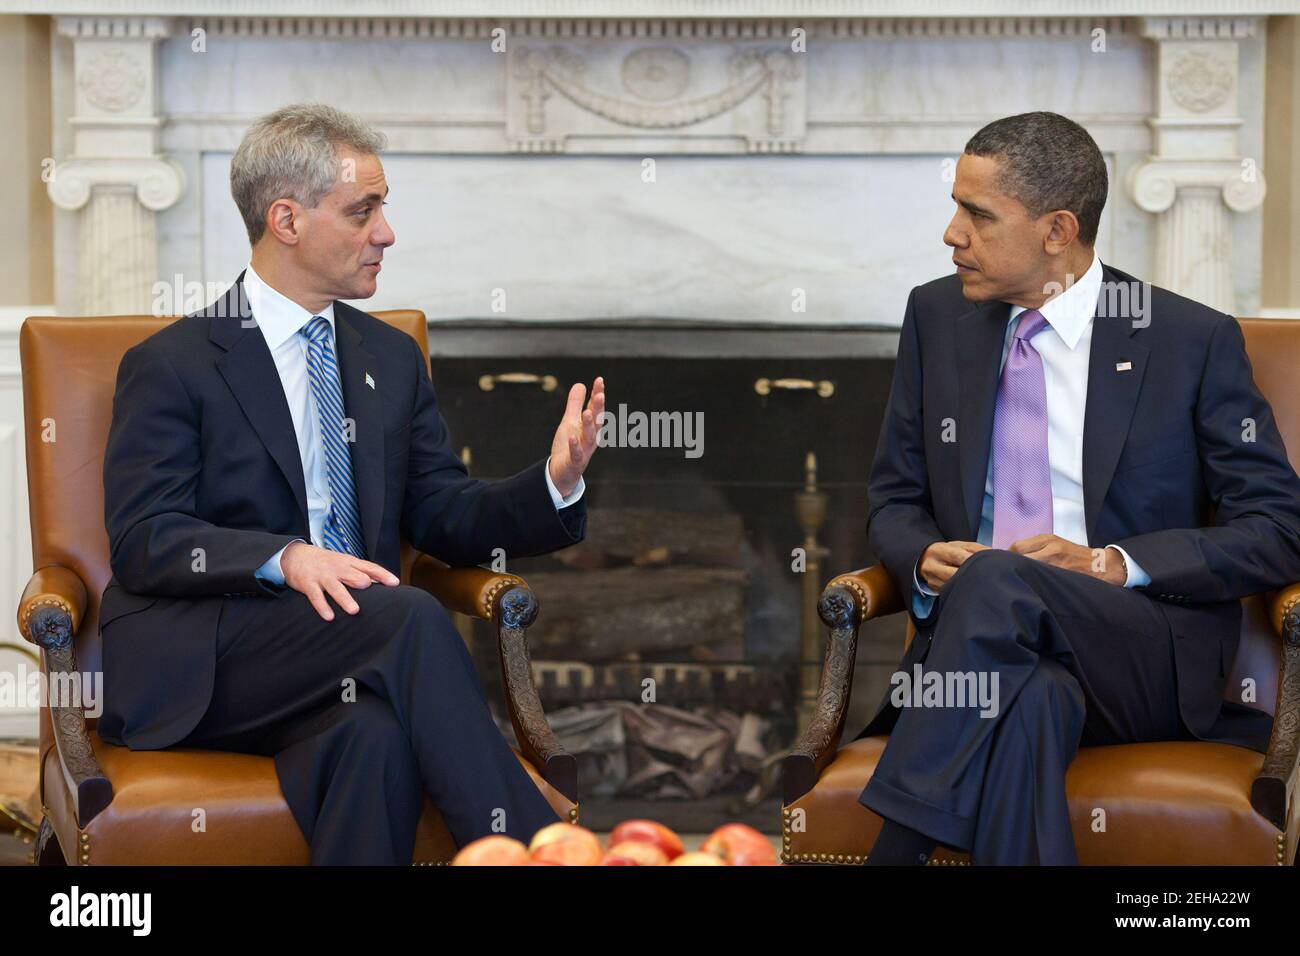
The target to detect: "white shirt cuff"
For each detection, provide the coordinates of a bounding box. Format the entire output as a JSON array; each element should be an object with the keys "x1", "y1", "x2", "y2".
[
  {"x1": 1106, "y1": 544, "x2": 1151, "y2": 588},
  {"x1": 911, "y1": 560, "x2": 938, "y2": 620},
  {"x1": 544, "y1": 455, "x2": 585, "y2": 510},
  {"x1": 254, "y1": 538, "x2": 306, "y2": 588},
  {"x1": 914, "y1": 563, "x2": 939, "y2": 597}
]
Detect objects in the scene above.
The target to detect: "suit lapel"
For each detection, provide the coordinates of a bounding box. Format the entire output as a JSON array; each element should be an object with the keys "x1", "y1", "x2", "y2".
[
  {"x1": 1082, "y1": 264, "x2": 1149, "y2": 543},
  {"x1": 210, "y1": 274, "x2": 311, "y2": 535},
  {"x1": 955, "y1": 300, "x2": 1011, "y2": 538},
  {"x1": 332, "y1": 306, "x2": 386, "y2": 561}
]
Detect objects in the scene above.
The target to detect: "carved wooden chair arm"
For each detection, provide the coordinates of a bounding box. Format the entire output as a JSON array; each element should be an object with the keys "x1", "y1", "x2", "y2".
[
  {"x1": 407, "y1": 552, "x2": 577, "y2": 803},
  {"x1": 783, "y1": 565, "x2": 904, "y2": 804},
  {"x1": 1253, "y1": 582, "x2": 1300, "y2": 830},
  {"x1": 408, "y1": 552, "x2": 526, "y2": 621},
  {"x1": 18, "y1": 565, "x2": 88, "y2": 639},
  {"x1": 17, "y1": 566, "x2": 112, "y2": 828},
  {"x1": 823, "y1": 565, "x2": 906, "y2": 628}
]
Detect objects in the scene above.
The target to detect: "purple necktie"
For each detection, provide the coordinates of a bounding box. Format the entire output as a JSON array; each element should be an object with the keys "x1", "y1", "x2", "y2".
[{"x1": 991, "y1": 309, "x2": 1053, "y2": 549}]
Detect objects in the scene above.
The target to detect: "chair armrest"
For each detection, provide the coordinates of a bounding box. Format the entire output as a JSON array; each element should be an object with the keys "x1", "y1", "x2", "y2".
[
  {"x1": 18, "y1": 565, "x2": 88, "y2": 642},
  {"x1": 408, "y1": 552, "x2": 526, "y2": 621},
  {"x1": 1252, "y1": 583, "x2": 1300, "y2": 830},
  {"x1": 1267, "y1": 583, "x2": 1300, "y2": 638},
  {"x1": 407, "y1": 553, "x2": 577, "y2": 803},
  {"x1": 824, "y1": 565, "x2": 906, "y2": 626},
  {"x1": 783, "y1": 565, "x2": 904, "y2": 804},
  {"x1": 17, "y1": 567, "x2": 112, "y2": 829}
]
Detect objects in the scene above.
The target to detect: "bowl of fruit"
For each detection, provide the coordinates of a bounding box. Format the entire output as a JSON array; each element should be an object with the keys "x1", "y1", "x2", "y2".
[{"x1": 451, "y1": 819, "x2": 777, "y2": 867}]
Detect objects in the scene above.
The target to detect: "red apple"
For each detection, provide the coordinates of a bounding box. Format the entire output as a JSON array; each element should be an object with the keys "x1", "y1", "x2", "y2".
[
  {"x1": 608, "y1": 819, "x2": 685, "y2": 861},
  {"x1": 528, "y1": 822, "x2": 603, "y2": 866},
  {"x1": 604, "y1": 840, "x2": 669, "y2": 866},
  {"x1": 700, "y1": 824, "x2": 777, "y2": 866},
  {"x1": 451, "y1": 835, "x2": 529, "y2": 866}
]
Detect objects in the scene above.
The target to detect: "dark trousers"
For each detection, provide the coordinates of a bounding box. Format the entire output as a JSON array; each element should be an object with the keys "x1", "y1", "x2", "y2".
[
  {"x1": 177, "y1": 582, "x2": 559, "y2": 864},
  {"x1": 860, "y1": 549, "x2": 1191, "y2": 865}
]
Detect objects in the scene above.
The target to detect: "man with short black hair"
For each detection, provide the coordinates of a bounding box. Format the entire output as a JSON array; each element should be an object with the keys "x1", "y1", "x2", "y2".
[{"x1": 858, "y1": 111, "x2": 1300, "y2": 864}]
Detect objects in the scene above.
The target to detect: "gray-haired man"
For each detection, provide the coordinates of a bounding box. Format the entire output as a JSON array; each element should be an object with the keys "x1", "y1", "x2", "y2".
[{"x1": 98, "y1": 104, "x2": 605, "y2": 864}]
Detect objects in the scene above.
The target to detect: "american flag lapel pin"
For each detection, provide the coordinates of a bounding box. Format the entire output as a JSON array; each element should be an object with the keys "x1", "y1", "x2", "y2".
[
  {"x1": 1116, "y1": 361, "x2": 1132, "y2": 372},
  {"x1": 365, "y1": 372, "x2": 375, "y2": 389}
]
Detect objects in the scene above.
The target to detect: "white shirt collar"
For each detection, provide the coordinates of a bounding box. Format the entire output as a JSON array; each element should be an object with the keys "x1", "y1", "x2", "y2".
[
  {"x1": 1008, "y1": 253, "x2": 1103, "y2": 351},
  {"x1": 242, "y1": 261, "x2": 336, "y2": 351}
]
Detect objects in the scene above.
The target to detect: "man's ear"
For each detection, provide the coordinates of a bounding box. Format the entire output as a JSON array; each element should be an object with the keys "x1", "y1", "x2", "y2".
[
  {"x1": 265, "y1": 198, "x2": 302, "y2": 246},
  {"x1": 1043, "y1": 209, "x2": 1080, "y2": 255}
]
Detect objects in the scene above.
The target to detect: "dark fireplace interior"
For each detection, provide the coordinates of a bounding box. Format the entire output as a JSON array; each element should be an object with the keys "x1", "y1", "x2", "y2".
[{"x1": 428, "y1": 321, "x2": 906, "y2": 831}]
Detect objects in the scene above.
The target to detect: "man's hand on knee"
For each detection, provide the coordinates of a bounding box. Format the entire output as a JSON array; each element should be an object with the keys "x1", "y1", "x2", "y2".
[
  {"x1": 919, "y1": 540, "x2": 989, "y2": 591},
  {"x1": 1009, "y1": 534, "x2": 1127, "y2": 585},
  {"x1": 281, "y1": 541, "x2": 401, "y2": 621}
]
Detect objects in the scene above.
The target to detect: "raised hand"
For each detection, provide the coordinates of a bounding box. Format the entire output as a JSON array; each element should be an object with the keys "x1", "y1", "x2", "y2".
[{"x1": 548, "y1": 377, "x2": 605, "y2": 498}]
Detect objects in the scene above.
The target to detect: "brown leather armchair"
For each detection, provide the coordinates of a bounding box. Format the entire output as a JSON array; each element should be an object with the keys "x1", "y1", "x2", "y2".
[
  {"x1": 17, "y1": 310, "x2": 577, "y2": 865},
  {"x1": 782, "y1": 318, "x2": 1300, "y2": 866}
]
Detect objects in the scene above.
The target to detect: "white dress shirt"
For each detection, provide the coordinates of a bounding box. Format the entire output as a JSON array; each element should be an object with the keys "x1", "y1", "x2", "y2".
[
  {"x1": 241, "y1": 262, "x2": 583, "y2": 586},
  {"x1": 911, "y1": 254, "x2": 1149, "y2": 618}
]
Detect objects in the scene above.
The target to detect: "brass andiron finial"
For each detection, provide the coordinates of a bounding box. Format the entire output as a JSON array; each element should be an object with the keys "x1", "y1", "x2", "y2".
[{"x1": 794, "y1": 451, "x2": 829, "y2": 735}]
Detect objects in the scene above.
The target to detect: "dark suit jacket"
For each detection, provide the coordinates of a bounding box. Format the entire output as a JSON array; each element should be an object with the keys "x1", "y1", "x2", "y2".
[
  {"x1": 97, "y1": 273, "x2": 586, "y2": 750},
  {"x1": 858, "y1": 262, "x2": 1300, "y2": 752}
]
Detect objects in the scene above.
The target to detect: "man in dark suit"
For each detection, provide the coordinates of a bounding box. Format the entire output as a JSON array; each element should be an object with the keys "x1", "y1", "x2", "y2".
[
  {"x1": 96, "y1": 104, "x2": 605, "y2": 864},
  {"x1": 857, "y1": 111, "x2": 1300, "y2": 865}
]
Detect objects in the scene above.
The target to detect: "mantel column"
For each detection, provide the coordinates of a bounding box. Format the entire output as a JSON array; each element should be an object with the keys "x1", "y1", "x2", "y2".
[
  {"x1": 1127, "y1": 16, "x2": 1265, "y2": 316},
  {"x1": 47, "y1": 16, "x2": 184, "y2": 315}
]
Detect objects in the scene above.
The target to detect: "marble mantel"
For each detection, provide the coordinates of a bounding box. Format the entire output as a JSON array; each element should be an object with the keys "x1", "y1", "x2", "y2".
[{"x1": 5, "y1": 0, "x2": 1277, "y2": 322}]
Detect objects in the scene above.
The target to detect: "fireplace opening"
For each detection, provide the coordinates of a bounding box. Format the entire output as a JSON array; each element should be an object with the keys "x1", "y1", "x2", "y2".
[{"x1": 432, "y1": 320, "x2": 906, "y2": 832}]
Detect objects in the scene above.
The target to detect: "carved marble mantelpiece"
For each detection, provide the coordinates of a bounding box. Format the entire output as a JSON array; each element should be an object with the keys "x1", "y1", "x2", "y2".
[{"x1": 6, "y1": 1, "x2": 1277, "y2": 321}]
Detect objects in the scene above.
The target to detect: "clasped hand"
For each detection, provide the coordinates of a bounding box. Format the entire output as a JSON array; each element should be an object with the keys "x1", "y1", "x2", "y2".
[{"x1": 919, "y1": 534, "x2": 1126, "y2": 592}]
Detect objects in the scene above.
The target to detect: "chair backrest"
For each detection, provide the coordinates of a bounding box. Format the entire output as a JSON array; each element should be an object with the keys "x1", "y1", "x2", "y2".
[
  {"x1": 898, "y1": 318, "x2": 1297, "y2": 716},
  {"x1": 1229, "y1": 319, "x2": 1300, "y2": 715},
  {"x1": 19, "y1": 307, "x2": 429, "y2": 749}
]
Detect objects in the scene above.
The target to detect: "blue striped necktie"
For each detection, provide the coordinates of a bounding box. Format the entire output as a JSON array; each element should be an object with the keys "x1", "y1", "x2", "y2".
[{"x1": 301, "y1": 316, "x2": 366, "y2": 559}]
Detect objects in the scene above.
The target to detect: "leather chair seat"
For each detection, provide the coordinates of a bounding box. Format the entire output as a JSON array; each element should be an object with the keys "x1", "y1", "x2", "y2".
[
  {"x1": 41, "y1": 730, "x2": 574, "y2": 866},
  {"x1": 784, "y1": 736, "x2": 1285, "y2": 866},
  {"x1": 22, "y1": 309, "x2": 578, "y2": 866}
]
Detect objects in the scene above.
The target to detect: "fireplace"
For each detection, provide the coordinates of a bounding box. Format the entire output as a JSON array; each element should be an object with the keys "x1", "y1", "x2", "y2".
[{"x1": 429, "y1": 319, "x2": 905, "y2": 830}]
